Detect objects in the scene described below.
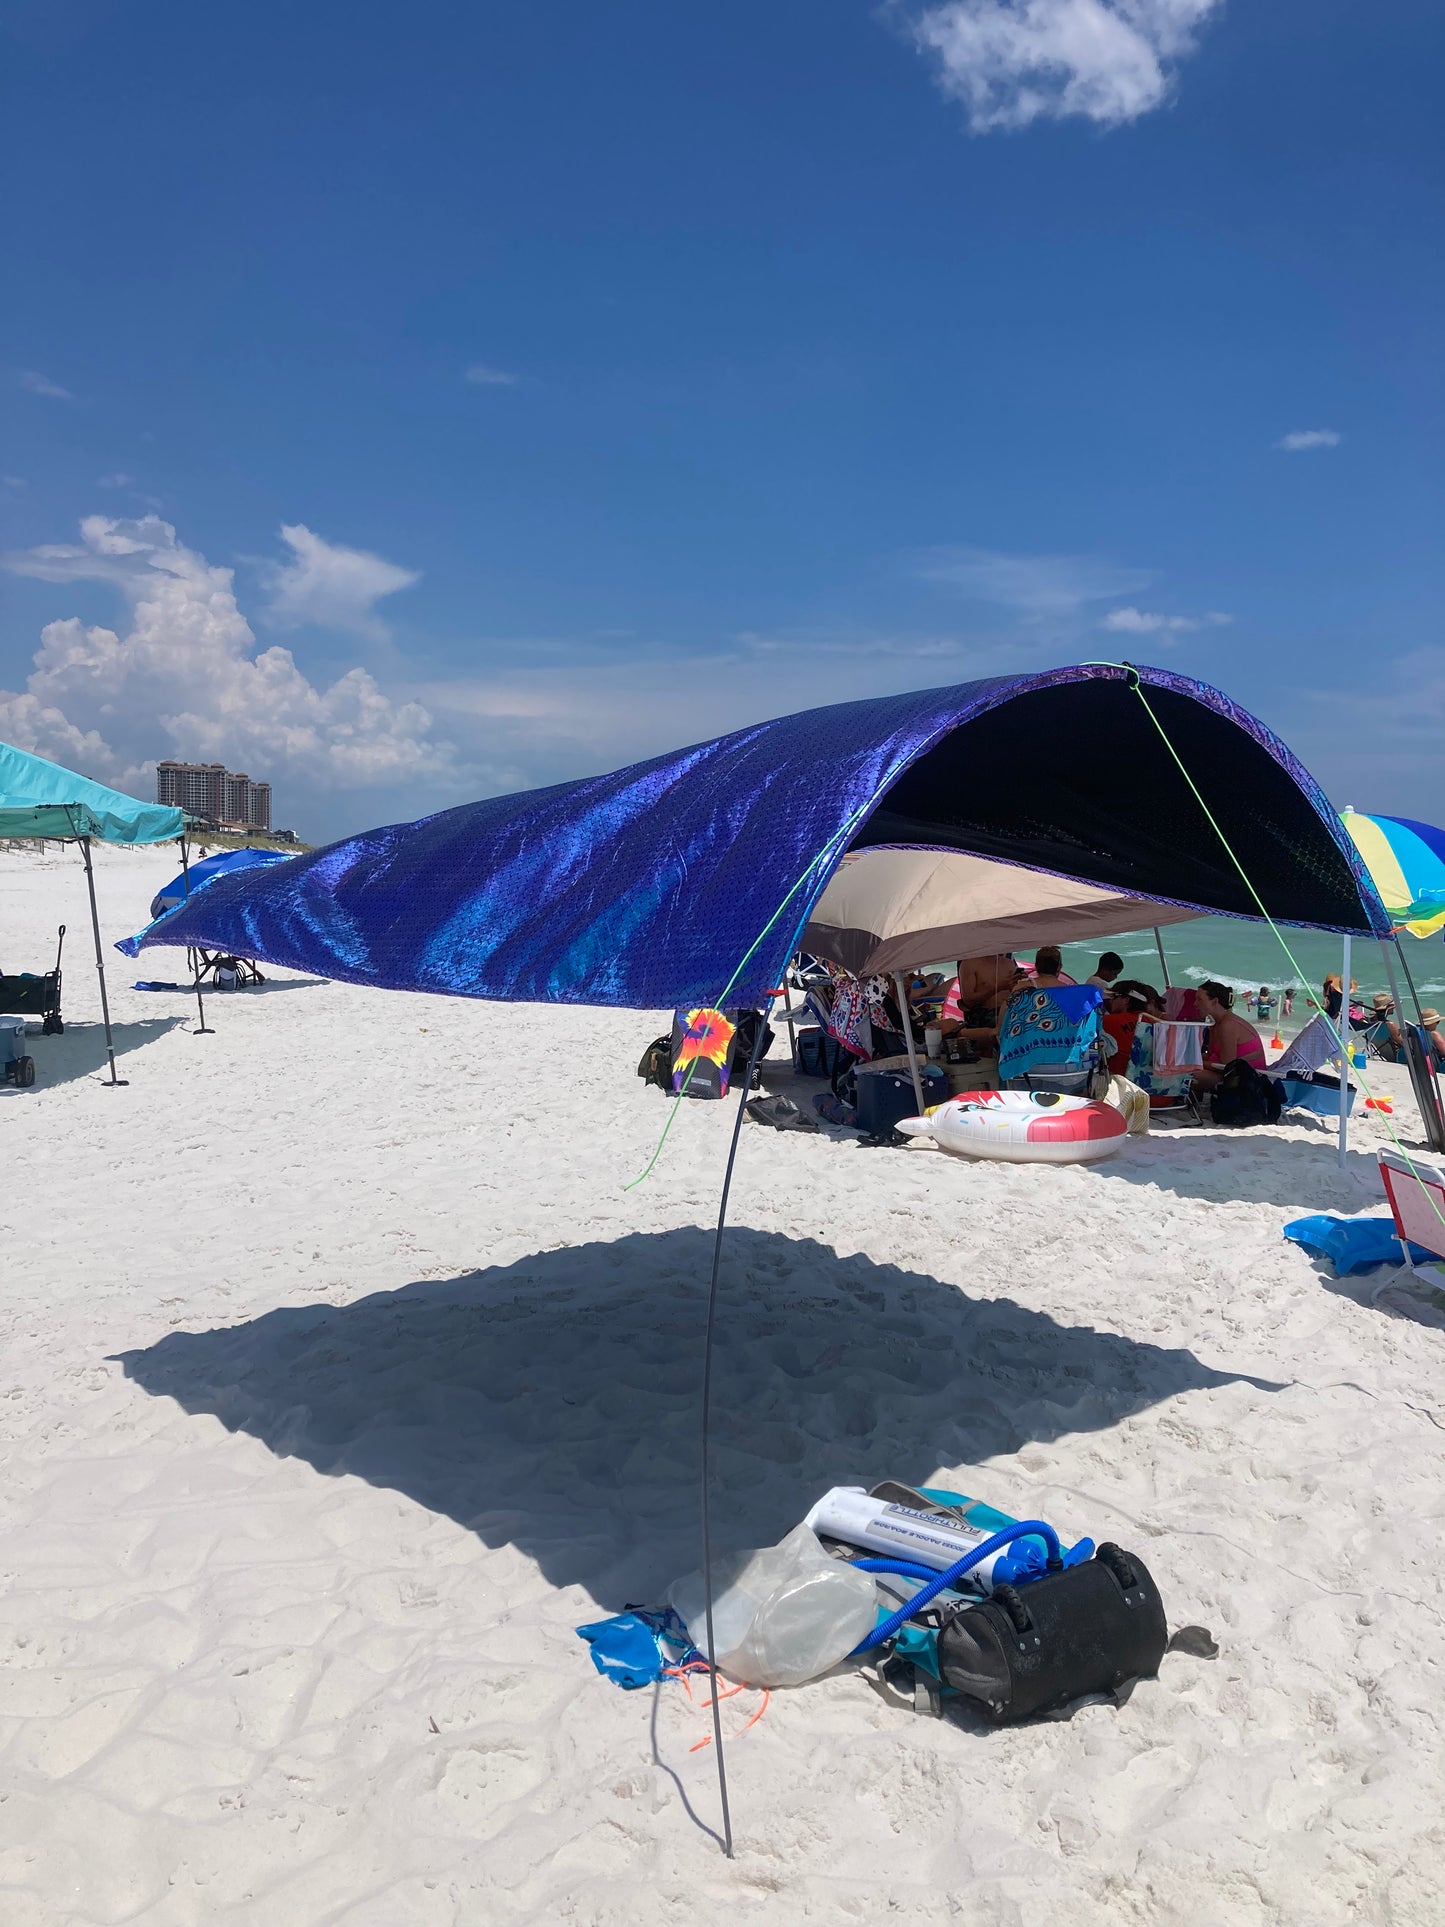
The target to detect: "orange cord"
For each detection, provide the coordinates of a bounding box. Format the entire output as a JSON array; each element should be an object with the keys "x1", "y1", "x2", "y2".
[
  {"x1": 661, "y1": 1662, "x2": 771, "y2": 1748},
  {"x1": 689, "y1": 1687, "x2": 770, "y2": 1751}
]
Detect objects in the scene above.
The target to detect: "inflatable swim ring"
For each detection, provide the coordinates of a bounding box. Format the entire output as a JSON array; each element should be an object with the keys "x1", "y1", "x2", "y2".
[{"x1": 896, "y1": 1090, "x2": 1127, "y2": 1165}]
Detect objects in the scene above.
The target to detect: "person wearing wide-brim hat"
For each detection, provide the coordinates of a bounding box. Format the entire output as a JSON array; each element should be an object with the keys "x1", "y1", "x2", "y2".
[
  {"x1": 1420, "y1": 1008, "x2": 1445, "y2": 1067},
  {"x1": 1364, "y1": 991, "x2": 1403, "y2": 1061}
]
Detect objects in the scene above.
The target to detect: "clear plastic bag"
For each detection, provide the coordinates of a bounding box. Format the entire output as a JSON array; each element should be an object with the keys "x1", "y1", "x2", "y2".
[{"x1": 667, "y1": 1523, "x2": 880, "y2": 1687}]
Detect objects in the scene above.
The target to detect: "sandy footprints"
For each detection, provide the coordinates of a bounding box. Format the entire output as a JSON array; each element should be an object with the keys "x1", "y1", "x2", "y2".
[{"x1": 431, "y1": 1734, "x2": 550, "y2": 1829}]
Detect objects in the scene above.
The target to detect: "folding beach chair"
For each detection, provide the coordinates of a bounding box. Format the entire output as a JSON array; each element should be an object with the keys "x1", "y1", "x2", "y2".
[
  {"x1": 998, "y1": 985, "x2": 1108, "y2": 1098},
  {"x1": 1125, "y1": 1019, "x2": 1203, "y2": 1123},
  {"x1": 1364, "y1": 1023, "x2": 1394, "y2": 1063},
  {"x1": 1378, "y1": 1152, "x2": 1445, "y2": 1279},
  {"x1": 193, "y1": 948, "x2": 266, "y2": 989}
]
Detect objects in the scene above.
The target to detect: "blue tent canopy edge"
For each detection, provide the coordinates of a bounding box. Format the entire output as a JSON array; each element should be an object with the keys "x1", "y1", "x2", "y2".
[{"x1": 120, "y1": 663, "x2": 1390, "y2": 1009}]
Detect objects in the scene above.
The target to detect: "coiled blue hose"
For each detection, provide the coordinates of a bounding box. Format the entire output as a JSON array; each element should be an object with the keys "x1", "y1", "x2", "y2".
[{"x1": 849, "y1": 1519, "x2": 1063, "y2": 1655}]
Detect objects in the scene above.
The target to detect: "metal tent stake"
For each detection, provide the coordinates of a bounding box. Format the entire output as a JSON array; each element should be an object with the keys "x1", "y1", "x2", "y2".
[{"x1": 80, "y1": 837, "x2": 127, "y2": 1087}]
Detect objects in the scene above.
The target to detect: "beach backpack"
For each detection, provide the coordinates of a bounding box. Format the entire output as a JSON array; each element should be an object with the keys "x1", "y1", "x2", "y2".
[
  {"x1": 637, "y1": 1035, "x2": 671, "y2": 1091},
  {"x1": 1209, "y1": 1059, "x2": 1283, "y2": 1128}
]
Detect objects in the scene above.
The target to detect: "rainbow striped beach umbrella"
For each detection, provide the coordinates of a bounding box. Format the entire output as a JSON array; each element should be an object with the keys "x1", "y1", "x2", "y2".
[{"x1": 1340, "y1": 809, "x2": 1445, "y2": 939}]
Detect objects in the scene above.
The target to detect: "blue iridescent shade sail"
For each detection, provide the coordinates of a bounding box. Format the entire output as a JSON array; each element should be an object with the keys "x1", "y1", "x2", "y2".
[{"x1": 119, "y1": 664, "x2": 1390, "y2": 1009}]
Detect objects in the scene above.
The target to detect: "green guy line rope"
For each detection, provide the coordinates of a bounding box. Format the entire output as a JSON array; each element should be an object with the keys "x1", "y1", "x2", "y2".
[
  {"x1": 1099, "y1": 660, "x2": 1445, "y2": 1243},
  {"x1": 624, "y1": 792, "x2": 880, "y2": 1190}
]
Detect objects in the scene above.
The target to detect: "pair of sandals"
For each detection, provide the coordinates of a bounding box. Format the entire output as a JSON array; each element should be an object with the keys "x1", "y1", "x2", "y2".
[{"x1": 745, "y1": 1093, "x2": 820, "y2": 1133}]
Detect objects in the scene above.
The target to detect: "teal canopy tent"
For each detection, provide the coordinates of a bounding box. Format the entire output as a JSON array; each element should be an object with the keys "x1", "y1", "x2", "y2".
[
  {"x1": 0, "y1": 740, "x2": 185, "y2": 845},
  {"x1": 0, "y1": 740, "x2": 185, "y2": 1084}
]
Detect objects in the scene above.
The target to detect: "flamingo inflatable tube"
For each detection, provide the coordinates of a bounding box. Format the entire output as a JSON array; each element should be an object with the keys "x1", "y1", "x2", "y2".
[{"x1": 896, "y1": 1091, "x2": 1127, "y2": 1165}]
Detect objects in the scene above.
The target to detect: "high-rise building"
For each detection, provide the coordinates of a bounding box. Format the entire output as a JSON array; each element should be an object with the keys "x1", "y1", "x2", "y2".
[{"x1": 157, "y1": 760, "x2": 273, "y2": 832}]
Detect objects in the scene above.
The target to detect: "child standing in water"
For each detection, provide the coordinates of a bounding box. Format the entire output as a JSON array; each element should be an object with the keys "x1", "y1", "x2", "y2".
[{"x1": 1257, "y1": 986, "x2": 1276, "y2": 1025}]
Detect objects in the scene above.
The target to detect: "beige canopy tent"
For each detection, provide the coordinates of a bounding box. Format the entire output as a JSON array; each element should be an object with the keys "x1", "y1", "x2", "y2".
[
  {"x1": 800, "y1": 847, "x2": 1201, "y2": 979},
  {"x1": 796, "y1": 846, "x2": 1203, "y2": 1118}
]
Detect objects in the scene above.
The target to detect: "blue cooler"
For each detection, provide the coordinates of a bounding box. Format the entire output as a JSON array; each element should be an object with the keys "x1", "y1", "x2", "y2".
[
  {"x1": 1275, "y1": 1072, "x2": 1355, "y2": 1118},
  {"x1": 855, "y1": 1060, "x2": 948, "y2": 1136},
  {"x1": 1, "y1": 1016, "x2": 34, "y2": 1089}
]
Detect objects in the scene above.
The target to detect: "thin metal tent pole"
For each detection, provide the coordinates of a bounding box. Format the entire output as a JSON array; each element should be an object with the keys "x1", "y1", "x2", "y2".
[
  {"x1": 698, "y1": 1000, "x2": 774, "y2": 1860},
  {"x1": 1379, "y1": 941, "x2": 1407, "y2": 1024},
  {"x1": 80, "y1": 836, "x2": 127, "y2": 1088},
  {"x1": 894, "y1": 971, "x2": 927, "y2": 1116},
  {"x1": 1152, "y1": 927, "x2": 1172, "y2": 989},
  {"x1": 1338, "y1": 933, "x2": 1351, "y2": 1169},
  {"x1": 1392, "y1": 937, "x2": 1427, "y2": 1025},
  {"x1": 179, "y1": 837, "x2": 213, "y2": 1035}
]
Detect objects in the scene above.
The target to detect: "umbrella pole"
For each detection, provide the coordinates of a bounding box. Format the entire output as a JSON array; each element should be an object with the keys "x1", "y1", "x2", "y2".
[
  {"x1": 698, "y1": 999, "x2": 774, "y2": 1860},
  {"x1": 1338, "y1": 934, "x2": 1351, "y2": 1169},
  {"x1": 894, "y1": 971, "x2": 927, "y2": 1116},
  {"x1": 1392, "y1": 936, "x2": 1427, "y2": 1025},
  {"x1": 1379, "y1": 940, "x2": 1407, "y2": 1026},
  {"x1": 782, "y1": 959, "x2": 797, "y2": 1069},
  {"x1": 80, "y1": 836, "x2": 127, "y2": 1088},
  {"x1": 180, "y1": 837, "x2": 213, "y2": 1034},
  {"x1": 1152, "y1": 927, "x2": 1171, "y2": 989}
]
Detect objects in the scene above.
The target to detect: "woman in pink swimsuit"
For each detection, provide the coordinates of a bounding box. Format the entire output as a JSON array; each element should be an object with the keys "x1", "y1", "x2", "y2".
[{"x1": 1192, "y1": 980, "x2": 1266, "y2": 1089}]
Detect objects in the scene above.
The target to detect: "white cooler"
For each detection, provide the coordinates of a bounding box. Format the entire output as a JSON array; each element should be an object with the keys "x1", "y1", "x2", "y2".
[{"x1": 0, "y1": 1016, "x2": 26, "y2": 1066}]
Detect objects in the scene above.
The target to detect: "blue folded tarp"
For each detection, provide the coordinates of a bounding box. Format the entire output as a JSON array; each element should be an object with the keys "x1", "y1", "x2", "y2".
[{"x1": 1283, "y1": 1214, "x2": 1433, "y2": 1275}]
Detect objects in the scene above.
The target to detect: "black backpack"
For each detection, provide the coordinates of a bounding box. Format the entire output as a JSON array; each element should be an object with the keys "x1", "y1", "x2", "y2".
[
  {"x1": 637, "y1": 1035, "x2": 671, "y2": 1091},
  {"x1": 1210, "y1": 1058, "x2": 1283, "y2": 1128}
]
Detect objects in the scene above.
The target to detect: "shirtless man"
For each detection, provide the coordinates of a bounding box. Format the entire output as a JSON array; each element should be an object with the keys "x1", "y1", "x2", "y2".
[{"x1": 937, "y1": 953, "x2": 1024, "y2": 1047}]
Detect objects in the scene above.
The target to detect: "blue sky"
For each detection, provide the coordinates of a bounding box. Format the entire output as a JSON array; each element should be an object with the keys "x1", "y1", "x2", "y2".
[{"x1": 1, "y1": 0, "x2": 1440, "y2": 840}]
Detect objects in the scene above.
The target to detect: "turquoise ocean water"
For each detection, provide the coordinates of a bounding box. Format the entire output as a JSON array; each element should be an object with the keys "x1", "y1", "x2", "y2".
[{"x1": 1055, "y1": 917, "x2": 1445, "y2": 1026}]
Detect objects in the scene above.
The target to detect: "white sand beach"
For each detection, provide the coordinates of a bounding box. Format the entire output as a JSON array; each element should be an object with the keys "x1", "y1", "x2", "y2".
[{"x1": 3, "y1": 842, "x2": 1444, "y2": 1927}]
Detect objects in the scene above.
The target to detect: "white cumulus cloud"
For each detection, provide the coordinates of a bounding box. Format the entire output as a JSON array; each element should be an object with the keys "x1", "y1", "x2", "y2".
[
  {"x1": 261, "y1": 523, "x2": 421, "y2": 643},
  {"x1": 1103, "y1": 605, "x2": 1231, "y2": 634},
  {"x1": 909, "y1": 0, "x2": 1223, "y2": 132},
  {"x1": 1276, "y1": 429, "x2": 1341, "y2": 451},
  {"x1": 0, "y1": 516, "x2": 452, "y2": 812},
  {"x1": 464, "y1": 363, "x2": 521, "y2": 387},
  {"x1": 97, "y1": 472, "x2": 134, "y2": 489}
]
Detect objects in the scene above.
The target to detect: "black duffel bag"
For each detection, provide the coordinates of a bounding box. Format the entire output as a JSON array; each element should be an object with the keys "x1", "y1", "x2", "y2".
[
  {"x1": 1210, "y1": 1058, "x2": 1284, "y2": 1128},
  {"x1": 936, "y1": 1544, "x2": 1168, "y2": 1724}
]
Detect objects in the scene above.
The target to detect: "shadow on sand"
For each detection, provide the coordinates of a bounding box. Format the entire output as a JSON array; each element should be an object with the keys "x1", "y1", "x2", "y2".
[
  {"x1": 215, "y1": 977, "x2": 329, "y2": 997},
  {"x1": 116, "y1": 1227, "x2": 1283, "y2": 1611},
  {"x1": 761, "y1": 1059, "x2": 1394, "y2": 1210},
  {"x1": 1093, "y1": 1128, "x2": 1388, "y2": 1210},
  {"x1": 1301, "y1": 1251, "x2": 1445, "y2": 1328},
  {"x1": 7, "y1": 1016, "x2": 185, "y2": 1091}
]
